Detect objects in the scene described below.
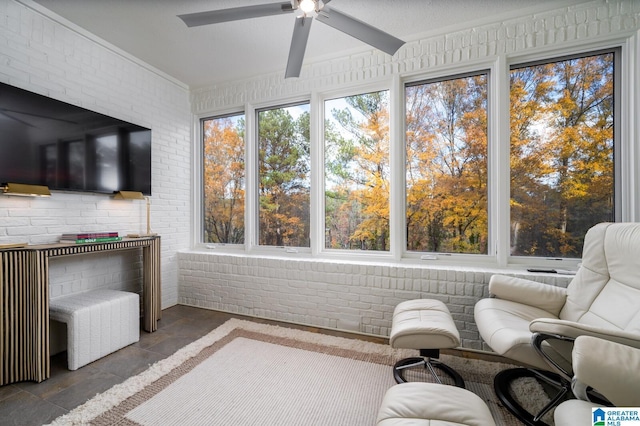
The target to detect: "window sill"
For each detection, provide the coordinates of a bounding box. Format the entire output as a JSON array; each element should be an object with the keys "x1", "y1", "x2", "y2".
[{"x1": 181, "y1": 246, "x2": 578, "y2": 281}]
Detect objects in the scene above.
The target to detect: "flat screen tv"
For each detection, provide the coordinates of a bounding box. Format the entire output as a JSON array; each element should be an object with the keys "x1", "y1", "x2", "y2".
[{"x1": 0, "y1": 82, "x2": 152, "y2": 195}]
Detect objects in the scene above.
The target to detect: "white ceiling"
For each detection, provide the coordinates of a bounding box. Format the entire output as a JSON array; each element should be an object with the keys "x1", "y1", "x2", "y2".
[{"x1": 29, "y1": 0, "x2": 583, "y2": 88}]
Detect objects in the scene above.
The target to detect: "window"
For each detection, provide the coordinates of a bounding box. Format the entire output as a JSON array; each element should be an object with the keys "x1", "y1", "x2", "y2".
[
  {"x1": 324, "y1": 91, "x2": 390, "y2": 251},
  {"x1": 257, "y1": 103, "x2": 310, "y2": 247},
  {"x1": 199, "y1": 47, "x2": 626, "y2": 265},
  {"x1": 405, "y1": 73, "x2": 489, "y2": 254},
  {"x1": 202, "y1": 113, "x2": 245, "y2": 244},
  {"x1": 510, "y1": 51, "x2": 615, "y2": 258}
]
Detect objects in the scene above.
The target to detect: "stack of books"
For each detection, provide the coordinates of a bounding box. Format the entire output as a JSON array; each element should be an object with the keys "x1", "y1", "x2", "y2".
[{"x1": 59, "y1": 232, "x2": 122, "y2": 244}]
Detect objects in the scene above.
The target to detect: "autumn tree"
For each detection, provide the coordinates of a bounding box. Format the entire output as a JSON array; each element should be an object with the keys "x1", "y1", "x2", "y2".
[
  {"x1": 258, "y1": 107, "x2": 310, "y2": 247},
  {"x1": 510, "y1": 53, "x2": 614, "y2": 257},
  {"x1": 405, "y1": 75, "x2": 488, "y2": 254},
  {"x1": 509, "y1": 64, "x2": 556, "y2": 255},
  {"x1": 325, "y1": 92, "x2": 390, "y2": 251},
  {"x1": 203, "y1": 116, "x2": 245, "y2": 243}
]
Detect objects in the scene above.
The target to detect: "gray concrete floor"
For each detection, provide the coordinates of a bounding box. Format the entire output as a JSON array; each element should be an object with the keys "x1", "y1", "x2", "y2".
[{"x1": 0, "y1": 305, "x2": 387, "y2": 426}]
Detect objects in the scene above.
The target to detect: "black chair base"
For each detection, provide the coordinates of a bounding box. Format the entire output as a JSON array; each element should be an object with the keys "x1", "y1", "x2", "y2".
[
  {"x1": 393, "y1": 349, "x2": 465, "y2": 388},
  {"x1": 494, "y1": 367, "x2": 613, "y2": 426},
  {"x1": 494, "y1": 368, "x2": 570, "y2": 426}
]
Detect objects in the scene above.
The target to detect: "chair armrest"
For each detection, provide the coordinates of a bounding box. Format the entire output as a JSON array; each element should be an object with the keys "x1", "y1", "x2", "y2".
[
  {"x1": 488, "y1": 275, "x2": 567, "y2": 316},
  {"x1": 572, "y1": 335, "x2": 640, "y2": 407},
  {"x1": 530, "y1": 318, "x2": 640, "y2": 349}
]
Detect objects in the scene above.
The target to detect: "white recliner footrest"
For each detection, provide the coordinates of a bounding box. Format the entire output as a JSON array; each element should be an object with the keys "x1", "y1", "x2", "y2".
[
  {"x1": 390, "y1": 299, "x2": 461, "y2": 350},
  {"x1": 376, "y1": 382, "x2": 496, "y2": 426},
  {"x1": 49, "y1": 290, "x2": 140, "y2": 370}
]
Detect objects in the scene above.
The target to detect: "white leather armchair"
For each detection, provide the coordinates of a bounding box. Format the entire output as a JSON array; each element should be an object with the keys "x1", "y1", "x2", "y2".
[
  {"x1": 554, "y1": 335, "x2": 640, "y2": 425},
  {"x1": 474, "y1": 222, "x2": 640, "y2": 425}
]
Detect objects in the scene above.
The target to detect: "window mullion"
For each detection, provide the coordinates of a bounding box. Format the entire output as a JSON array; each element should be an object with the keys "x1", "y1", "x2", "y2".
[
  {"x1": 619, "y1": 40, "x2": 636, "y2": 221},
  {"x1": 389, "y1": 74, "x2": 404, "y2": 261},
  {"x1": 310, "y1": 91, "x2": 323, "y2": 255},
  {"x1": 245, "y1": 103, "x2": 257, "y2": 252},
  {"x1": 494, "y1": 55, "x2": 511, "y2": 267}
]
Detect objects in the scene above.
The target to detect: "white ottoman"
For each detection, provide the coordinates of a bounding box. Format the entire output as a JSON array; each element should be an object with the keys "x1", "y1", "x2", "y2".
[
  {"x1": 49, "y1": 290, "x2": 140, "y2": 370},
  {"x1": 376, "y1": 383, "x2": 496, "y2": 426},
  {"x1": 390, "y1": 299, "x2": 464, "y2": 386}
]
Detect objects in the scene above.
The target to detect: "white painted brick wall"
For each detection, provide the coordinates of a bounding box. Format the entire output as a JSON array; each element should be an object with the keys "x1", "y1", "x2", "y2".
[
  {"x1": 49, "y1": 251, "x2": 143, "y2": 299},
  {"x1": 0, "y1": 1, "x2": 191, "y2": 307},
  {"x1": 178, "y1": 252, "x2": 573, "y2": 350},
  {"x1": 180, "y1": 0, "x2": 640, "y2": 350}
]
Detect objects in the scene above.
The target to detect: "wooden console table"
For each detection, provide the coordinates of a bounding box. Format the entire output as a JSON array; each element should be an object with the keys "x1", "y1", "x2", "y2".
[{"x1": 0, "y1": 236, "x2": 161, "y2": 385}]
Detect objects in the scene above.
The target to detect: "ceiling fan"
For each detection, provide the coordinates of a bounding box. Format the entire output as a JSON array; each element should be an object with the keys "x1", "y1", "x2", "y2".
[{"x1": 178, "y1": 0, "x2": 405, "y2": 78}]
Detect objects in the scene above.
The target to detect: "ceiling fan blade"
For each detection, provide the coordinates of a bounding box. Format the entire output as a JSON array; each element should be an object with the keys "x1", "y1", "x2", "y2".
[
  {"x1": 316, "y1": 7, "x2": 405, "y2": 56},
  {"x1": 178, "y1": 2, "x2": 294, "y2": 27},
  {"x1": 285, "y1": 16, "x2": 313, "y2": 78}
]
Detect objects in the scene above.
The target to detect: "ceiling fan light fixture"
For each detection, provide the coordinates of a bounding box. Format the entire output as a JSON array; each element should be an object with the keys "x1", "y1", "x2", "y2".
[
  {"x1": 179, "y1": 0, "x2": 404, "y2": 78},
  {"x1": 299, "y1": 0, "x2": 316, "y2": 14}
]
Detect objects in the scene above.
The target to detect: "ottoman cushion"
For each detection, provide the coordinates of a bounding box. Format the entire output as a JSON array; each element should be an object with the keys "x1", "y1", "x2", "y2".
[
  {"x1": 390, "y1": 299, "x2": 460, "y2": 350},
  {"x1": 376, "y1": 383, "x2": 496, "y2": 426},
  {"x1": 554, "y1": 400, "x2": 602, "y2": 426},
  {"x1": 50, "y1": 290, "x2": 140, "y2": 370}
]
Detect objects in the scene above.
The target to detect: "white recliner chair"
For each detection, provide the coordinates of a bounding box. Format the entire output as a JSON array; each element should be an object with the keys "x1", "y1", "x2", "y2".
[
  {"x1": 376, "y1": 335, "x2": 640, "y2": 426},
  {"x1": 474, "y1": 222, "x2": 640, "y2": 425}
]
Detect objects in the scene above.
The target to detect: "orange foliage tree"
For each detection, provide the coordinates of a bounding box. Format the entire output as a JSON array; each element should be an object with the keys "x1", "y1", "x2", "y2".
[
  {"x1": 406, "y1": 75, "x2": 488, "y2": 253},
  {"x1": 510, "y1": 53, "x2": 614, "y2": 257},
  {"x1": 203, "y1": 116, "x2": 245, "y2": 243},
  {"x1": 325, "y1": 92, "x2": 390, "y2": 250}
]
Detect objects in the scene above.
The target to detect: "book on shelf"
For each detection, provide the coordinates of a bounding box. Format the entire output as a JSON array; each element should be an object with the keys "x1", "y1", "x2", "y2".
[
  {"x1": 61, "y1": 232, "x2": 119, "y2": 240},
  {"x1": 59, "y1": 236, "x2": 123, "y2": 244}
]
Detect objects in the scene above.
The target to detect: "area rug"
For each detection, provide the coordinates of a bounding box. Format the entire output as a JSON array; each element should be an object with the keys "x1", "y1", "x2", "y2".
[{"x1": 47, "y1": 318, "x2": 549, "y2": 426}]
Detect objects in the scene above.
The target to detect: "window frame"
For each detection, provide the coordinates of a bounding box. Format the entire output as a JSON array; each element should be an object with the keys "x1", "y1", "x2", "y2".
[
  {"x1": 403, "y1": 69, "x2": 492, "y2": 258},
  {"x1": 195, "y1": 38, "x2": 635, "y2": 271},
  {"x1": 200, "y1": 111, "x2": 247, "y2": 247},
  {"x1": 252, "y1": 98, "x2": 313, "y2": 254},
  {"x1": 315, "y1": 81, "x2": 397, "y2": 262},
  {"x1": 321, "y1": 87, "x2": 393, "y2": 254},
  {"x1": 196, "y1": 107, "x2": 246, "y2": 250},
  {"x1": 400, "y1": 63, "x2": 497, "y2": 265},
  {"x1": 504, "y1": 45, "x2": 624, "y2": 269}
]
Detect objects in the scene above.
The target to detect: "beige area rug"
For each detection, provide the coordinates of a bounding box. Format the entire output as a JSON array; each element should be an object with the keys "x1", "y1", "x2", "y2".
[{"x1": 47, "y1": 318, "x2": 550, "y2": 426}]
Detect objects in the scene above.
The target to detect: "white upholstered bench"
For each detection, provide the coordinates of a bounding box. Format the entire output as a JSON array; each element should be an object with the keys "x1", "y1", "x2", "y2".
[{"x1": 49, "y1": 290, "x2": 140, "y2": 370}]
